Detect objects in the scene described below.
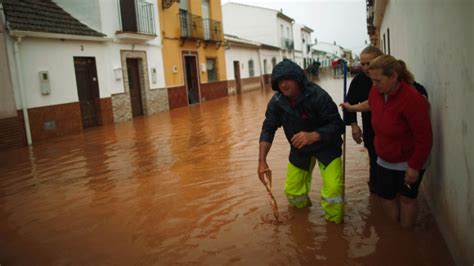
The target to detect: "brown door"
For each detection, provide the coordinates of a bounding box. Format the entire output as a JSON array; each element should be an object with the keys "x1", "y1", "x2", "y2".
[
  {"x1": 184, "y1": 56, "x2": 200, "y2": 104},
  {"x1": 74, "y1": 57, "x2": 99, "y2": 128},
  {"x1": 127, "y1": 58, "x2": 144, "y2": 117},
  {"x1": 233, "y1": 61, "x2": 242, "y2": 94}
]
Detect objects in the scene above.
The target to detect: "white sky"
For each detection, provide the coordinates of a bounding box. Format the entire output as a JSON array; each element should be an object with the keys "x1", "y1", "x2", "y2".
[{"x1": 221, "y1": 0, "x2": 369, "y2": 56}]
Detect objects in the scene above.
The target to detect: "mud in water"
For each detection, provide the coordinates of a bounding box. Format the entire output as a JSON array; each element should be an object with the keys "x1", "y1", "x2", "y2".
[{"x1": 0, "y1": 77, "x2": 454, "y2": 265}]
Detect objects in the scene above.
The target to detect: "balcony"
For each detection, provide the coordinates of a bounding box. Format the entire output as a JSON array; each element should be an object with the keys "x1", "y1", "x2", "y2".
[
  {"x1": 179, "y1": 9, "x2": 203, "y2": 41},
  {"x1": 116, "y1": 0, "x2": 156, "y2": 42},
  {"x1": 281, "y1": 38, "x2": 294, "y2": 50},
  {"x1": 203, "y1": 18, "x2": 223, "y2": 43}
]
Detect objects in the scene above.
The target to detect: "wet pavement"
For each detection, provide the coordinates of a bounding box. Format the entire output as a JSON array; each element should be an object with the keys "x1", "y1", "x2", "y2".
[{"x1": 0, "y1": 77, "x2": 454, "y2": 265}]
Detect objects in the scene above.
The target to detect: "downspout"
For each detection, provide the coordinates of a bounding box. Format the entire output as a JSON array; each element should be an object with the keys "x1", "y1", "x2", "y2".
[
  {"x1": 257, "y1": 45, "x2": 264, "y2": 89},
  {"x1": 13, "y1": 37, "x2": 32, "y2": 145}
]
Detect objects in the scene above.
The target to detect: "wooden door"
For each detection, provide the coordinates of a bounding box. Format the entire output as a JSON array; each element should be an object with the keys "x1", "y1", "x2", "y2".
[
  {"x1": 127, "y1": 58, "x2": 144, "y2": 117},
  {"x1": 74, "y1": 57, "x2": 99, "y2": 128}
]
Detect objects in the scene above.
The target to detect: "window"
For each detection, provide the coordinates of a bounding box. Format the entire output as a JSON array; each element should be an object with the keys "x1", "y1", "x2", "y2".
[
  {"x1": 286, "y1": 27, "x2": 290, "y2": 38},
  {"x1": 248, "y1": 59, "x2": 255, "y2": 77},
  {"x1": 206, "y1": 58, "x2": 217, "y2": 81},
  {"x1": 263, "y1": 59, "x2": 268, "y2": 74},
  {"x1": 272, "y1": 57, "x2": 277, "y2": 68}
]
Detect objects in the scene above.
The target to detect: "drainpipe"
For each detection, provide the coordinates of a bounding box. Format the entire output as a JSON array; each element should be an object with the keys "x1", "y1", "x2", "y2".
[
  {"x1": 13, "y1": 37, "x2": 32, "y2": 145},
  {"x1": 257, "y1": 45, "x2": 264, "y2": 89}
]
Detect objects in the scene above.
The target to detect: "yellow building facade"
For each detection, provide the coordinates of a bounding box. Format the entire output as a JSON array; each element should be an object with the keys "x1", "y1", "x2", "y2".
[{"x1": 159, "y1": 0, "x2": 227, "y2": 109}]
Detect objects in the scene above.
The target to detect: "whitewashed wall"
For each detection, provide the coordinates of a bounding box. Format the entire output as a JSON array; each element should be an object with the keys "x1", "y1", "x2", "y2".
[
  {"x1": 380, "y1": 0, "x2": 473, "y2": 264},
  {"x1": 224, "y1": 45, "x2": 261, "y2": 80},
  {"x1": 222, "y1": 3, "x2": 278, "y2": 47},
  {"x1": 259, "y1": 48, "x2": 281, "y2": 75}
]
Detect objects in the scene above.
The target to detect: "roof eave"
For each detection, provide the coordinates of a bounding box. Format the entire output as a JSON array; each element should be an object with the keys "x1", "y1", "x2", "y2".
[{"x1": 9, "y1": 30, "x2": 111, "y2": 42}]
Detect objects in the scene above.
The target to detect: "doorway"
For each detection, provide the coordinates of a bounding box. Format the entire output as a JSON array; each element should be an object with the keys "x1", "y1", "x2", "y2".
[
  {"x1": 184, "y1": 55, "x2": 200, "y2": 104},
  {"x1": 127, "y1": 58, "x2": 144, "y2": 117},
  {"x1": 233, "y1": 60, "x2": 242, "y2": 94},
  {"x1": 74, "y1": 57, "x2": 100, "y2": 128}
]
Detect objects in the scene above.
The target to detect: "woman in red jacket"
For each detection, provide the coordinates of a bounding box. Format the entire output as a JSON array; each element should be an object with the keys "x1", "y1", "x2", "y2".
[{"x1": 341, "y1": 55, "x2": 432, "y2": 227}]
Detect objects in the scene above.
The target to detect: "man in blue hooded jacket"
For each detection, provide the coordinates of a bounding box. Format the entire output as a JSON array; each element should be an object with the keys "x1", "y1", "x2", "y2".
[{"x1": 258, "y1": 59, "x2": 345, "y2": 224}]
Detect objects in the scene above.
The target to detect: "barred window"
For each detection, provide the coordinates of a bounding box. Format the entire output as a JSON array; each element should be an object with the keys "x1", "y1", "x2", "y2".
[
  {"x1": 248, "y1": 59, "x2": 255, "y2": 77},
  {"x1": 206, "y1": 58, "x2": 217, "y2": 81}
]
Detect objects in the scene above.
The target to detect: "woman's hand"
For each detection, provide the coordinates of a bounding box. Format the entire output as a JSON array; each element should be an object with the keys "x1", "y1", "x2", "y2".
[
  {"x1": 404, "y1": 167, "x2": 419, "y2": 187},
  {"x1": 340, "y1": 102, "x2": 354, "y2": 112}
]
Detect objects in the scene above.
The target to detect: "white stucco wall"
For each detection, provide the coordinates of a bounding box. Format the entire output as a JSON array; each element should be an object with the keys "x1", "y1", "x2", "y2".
[
  {"x1": 6, "y1": 37, "x2": 166, "y2": 109},
  {"x1": 222, "y1": 3, "x2": 278, "y2": 47},
  {"x1": 294, "y1": 50, "x2": 303, "y2": 68},
  {"x1": 259, "y1": 48, "x2": 281, "y2": 75},
  {"x1": 224, "y1": 45, "x2": 261, "y2": 80},
  {"x1": 380, "y1": 0, "x2": 473, "y2": 264}
]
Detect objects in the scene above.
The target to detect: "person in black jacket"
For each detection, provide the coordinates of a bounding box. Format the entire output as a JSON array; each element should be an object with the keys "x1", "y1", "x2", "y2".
[
  {"x1": 258, "y1": 59, "x2": 345, "y2": 224},
  {"x1": 344, "y1": 46, "x2": 383, "y2": 193}
]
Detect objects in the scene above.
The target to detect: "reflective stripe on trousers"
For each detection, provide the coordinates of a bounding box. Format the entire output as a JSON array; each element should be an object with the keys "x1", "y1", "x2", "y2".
[
  {"x1": 319, "y1": 157, "x2": 344, "y2": 224},
  {"x1": 284, "y1": 157, "x2": 344, "y2": 223}
]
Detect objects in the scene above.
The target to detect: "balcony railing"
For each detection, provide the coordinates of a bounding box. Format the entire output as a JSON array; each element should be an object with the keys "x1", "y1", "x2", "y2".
[
  {"x1": 203, "y1": 18, "x2": 223, "y2": 42},
  {"x1": 118, "y1": 0, "x2": 155, "y2": 35},
  {"x1": 281, "y1": 38, "x2": 294, "y2": 50},
  {"x1": 179, "y1": 9, "x2": 203, "y2": 40}
]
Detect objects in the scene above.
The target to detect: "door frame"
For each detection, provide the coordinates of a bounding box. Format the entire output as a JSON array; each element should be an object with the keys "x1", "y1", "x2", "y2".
[{"x1": 182, "y1": 51, "x2": 201, "y2": 105}]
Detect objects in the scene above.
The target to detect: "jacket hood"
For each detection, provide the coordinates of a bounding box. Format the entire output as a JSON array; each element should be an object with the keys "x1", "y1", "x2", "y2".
[{"x1": 271, "y1": 59, "x2": 308, "y2": 92}]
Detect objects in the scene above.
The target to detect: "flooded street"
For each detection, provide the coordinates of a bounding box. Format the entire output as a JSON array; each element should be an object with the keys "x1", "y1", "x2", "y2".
[{"x1": 0, "y1": 78, "x2": 453, "y2": 265}]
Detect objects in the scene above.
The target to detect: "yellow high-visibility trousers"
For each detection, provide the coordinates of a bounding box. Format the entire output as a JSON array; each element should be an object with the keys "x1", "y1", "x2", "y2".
[{"x1": 284, "y1": 157, "x2": 344, "y2": 224}]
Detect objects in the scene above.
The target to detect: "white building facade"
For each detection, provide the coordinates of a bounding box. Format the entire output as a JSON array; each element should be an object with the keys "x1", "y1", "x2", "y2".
[
  {"x1": 293, "y1": 24, "x2": 314, "y2": 69},
  {"x1": 222, "y1": 2, "x2": 295, "y2": 63},
  {"x1": 0, "y1": 0, "x2": 167, "y2": 149}
]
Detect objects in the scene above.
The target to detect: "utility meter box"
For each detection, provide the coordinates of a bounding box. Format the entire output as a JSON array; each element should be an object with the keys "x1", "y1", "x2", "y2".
[{"x1": 39, "y1": 71, "x2": 51, "y2": 95}]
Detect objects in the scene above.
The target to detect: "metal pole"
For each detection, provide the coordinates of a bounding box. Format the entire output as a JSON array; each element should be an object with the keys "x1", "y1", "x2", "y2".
[{"x1": 342, "y1": 60, "x2": 347, "y2": 196}]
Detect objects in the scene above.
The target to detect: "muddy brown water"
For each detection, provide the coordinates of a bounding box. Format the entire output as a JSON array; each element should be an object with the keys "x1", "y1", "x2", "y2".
[{"x1": 0, "y1": 78, "x2": 454, "y2": 265}]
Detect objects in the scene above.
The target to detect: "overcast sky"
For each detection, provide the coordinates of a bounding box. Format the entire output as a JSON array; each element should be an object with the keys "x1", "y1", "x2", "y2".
[{"x1": 221, "y1": 0, "x2": 369, "y2": 56}]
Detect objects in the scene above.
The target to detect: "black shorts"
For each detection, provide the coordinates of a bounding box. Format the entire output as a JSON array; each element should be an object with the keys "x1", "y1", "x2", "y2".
[{"x1": 375, "y1": 165, "x2": 425, "y2": 200}]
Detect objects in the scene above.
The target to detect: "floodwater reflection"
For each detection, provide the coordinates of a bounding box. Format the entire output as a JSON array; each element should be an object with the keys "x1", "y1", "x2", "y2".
[{"x1": 0, "y1": 78, "x2": 454, "y2": 265}]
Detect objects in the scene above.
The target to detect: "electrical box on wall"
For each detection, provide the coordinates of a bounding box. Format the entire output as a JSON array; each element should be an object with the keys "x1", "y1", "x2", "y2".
[
  {"x1": 200, "y1": 63, "x2": 206, "y2": 73},
  {"x1": 151, "y1": 67, "x2": 157, "y2": 84},
  {"x1": 39, "y1": 71, "x2": 51, "y2": 95}
]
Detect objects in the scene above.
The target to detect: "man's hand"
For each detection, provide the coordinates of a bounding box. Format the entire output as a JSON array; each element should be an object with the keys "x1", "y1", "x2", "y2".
[
  {"x1": 291, "y1": 131, "x2": 320, "y2": 149},
  {"x1": 258, "y1": 161, "x2": 272, "y2": 187},
  {"x1": 351, "y1": 124, "x2": 363, "y2": 144},
  {"x1": 404, "y1": 167, "x2": 419, "y2": 187}
]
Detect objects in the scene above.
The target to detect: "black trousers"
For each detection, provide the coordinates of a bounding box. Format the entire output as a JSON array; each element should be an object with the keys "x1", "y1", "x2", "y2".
[{"x1": 365, "y1": 140, "x2": 378, "y2": 192}]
